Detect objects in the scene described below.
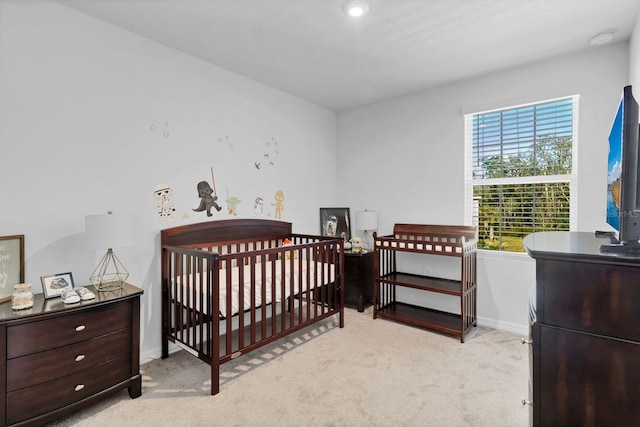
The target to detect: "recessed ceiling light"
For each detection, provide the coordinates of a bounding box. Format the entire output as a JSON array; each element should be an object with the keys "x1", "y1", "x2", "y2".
[
  {"x1": 345, "y1": 2, "x2": 369, "y2": 17},
  {"x1": 589, "y1": 30, "x2": 615, "y2": 46}
]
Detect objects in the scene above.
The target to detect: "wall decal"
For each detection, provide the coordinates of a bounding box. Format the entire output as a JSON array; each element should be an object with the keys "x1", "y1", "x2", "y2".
[
  {"x1": 150, "y1": 120, "x2": 171, "y2": 138},
  {"x1": 272, "y1": 190, "x2": 284, "y2": 219},
  {"x1": 154, "y1": 183, "x2": 176, "y2": 224},
  {"x1": 255, "y1": 137, "x2": 280, "y2": 171},
  {"x1": 193, "y1": 181, "x2": 222, "y2": 217},
  {"x1": 217, "y1": 135, "x2": 233, "y2": 149},
  {"x1": 253, "y1": 197, "x2": 264, "y2": 217},
  {"x1": 225, "y1": 189, "x2": 241, "y2": 216},
  {"x1": 193, "y1": 167, "x2": 222, "y2": 217}
]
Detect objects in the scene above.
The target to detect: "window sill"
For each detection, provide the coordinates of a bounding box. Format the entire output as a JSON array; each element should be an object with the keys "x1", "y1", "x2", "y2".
[{"x1": 477, "y1": 249, "x2": 534, "y2": 262}]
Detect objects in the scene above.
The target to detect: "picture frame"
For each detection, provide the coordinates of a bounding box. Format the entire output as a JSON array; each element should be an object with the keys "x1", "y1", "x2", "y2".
[
  {"x1": 319, "y1": 207, "x2": 351, "y2": 241},
  {"x1": 0, "y1": 235, "x2": 25, "y2": 304},
  {"x1": 41, "y1": 272, "x2": 75, "y2": 299}
]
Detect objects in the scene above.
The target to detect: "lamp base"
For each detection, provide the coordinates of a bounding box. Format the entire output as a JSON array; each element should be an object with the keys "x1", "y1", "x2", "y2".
[
  {"x1": 90, "y1": 248, "x2": 129, "y2": 292},
  {"x1": 363, "y1": 230, "x2": 374, "y2": 250}
]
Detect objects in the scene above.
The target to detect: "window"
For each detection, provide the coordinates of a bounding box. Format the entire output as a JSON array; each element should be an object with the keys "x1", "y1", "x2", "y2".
[{"x1": 464, "y1": 96, "x2": 578, "y2": 252}]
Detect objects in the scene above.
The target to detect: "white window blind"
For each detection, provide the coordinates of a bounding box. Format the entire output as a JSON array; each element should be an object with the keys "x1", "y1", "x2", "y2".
[{"x1": 464, "y1": 96, "x2": 578, "y2": 252}]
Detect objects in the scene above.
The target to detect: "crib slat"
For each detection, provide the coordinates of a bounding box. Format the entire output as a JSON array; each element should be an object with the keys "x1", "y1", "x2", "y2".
[
  {"x1": 237, "y1": 255, "x2": 245, "y2": 352},
  {"x1": 225, "y1": 260, "x2": 233, "y2": 356}
]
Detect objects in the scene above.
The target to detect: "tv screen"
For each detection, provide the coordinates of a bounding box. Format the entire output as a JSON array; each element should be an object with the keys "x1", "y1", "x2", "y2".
[
  {"x1": 606, "y1": 96, "x2": 624, "y2": 232},
  {"x1": 601, "y1": 85, "x2": 640, "y2": 253}
]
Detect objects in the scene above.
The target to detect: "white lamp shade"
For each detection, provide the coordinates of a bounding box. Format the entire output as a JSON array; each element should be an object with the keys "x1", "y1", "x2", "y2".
[
  {"x1": 85, "y1": 212, "x2": 134, "y2": 249},
  {"x1": 356, "y1": 210, "x2": 378, "y2": 231}
]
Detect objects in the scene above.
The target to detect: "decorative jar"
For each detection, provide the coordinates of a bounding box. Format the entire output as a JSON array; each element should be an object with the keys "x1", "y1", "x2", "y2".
[{"x1": 12, "y1": 283, "x2": 34, "y2": 311}]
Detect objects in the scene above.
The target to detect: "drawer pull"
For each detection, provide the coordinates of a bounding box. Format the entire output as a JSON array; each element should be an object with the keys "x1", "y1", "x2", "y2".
[
  {"x1": 521, "y1": 338, "x2": 533, "y2": 345},
  {"x1": 74, "y1": 384, "x2": 85, "y2": 392},
  {"x1": 75, "y1": 325, "x2": 86, "y2": 332},
  {"x1": 521, "y1": 398, "x2": 533, "y2": 406},
  {"x1": 75, "y1": 354, "x2": 86, "y2": 362}
]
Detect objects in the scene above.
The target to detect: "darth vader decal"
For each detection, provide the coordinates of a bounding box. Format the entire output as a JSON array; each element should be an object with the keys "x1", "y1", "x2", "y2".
[{"x1": 193, "y1": 181, "x2": 222, "y2": 217}]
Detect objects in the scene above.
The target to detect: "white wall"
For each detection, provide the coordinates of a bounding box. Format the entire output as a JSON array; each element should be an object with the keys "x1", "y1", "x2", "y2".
[
  {"x1": 0, "y1": 0, "x2": 337, "y2": 361},
  {"x1": 337, "y1": 43, "x2": 630, "y2": 334},
  {"x1": 631, "y1": 11, "x2": 640, "y2": 88}
]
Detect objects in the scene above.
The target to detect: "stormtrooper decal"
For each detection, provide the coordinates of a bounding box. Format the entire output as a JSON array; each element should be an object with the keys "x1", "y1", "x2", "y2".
[
  {"x1": 193, "y1": 181, "x2": 222, "y2": 217},
  {"x1": 154, "y1": 183, "x2": 175, "y2": 224}
]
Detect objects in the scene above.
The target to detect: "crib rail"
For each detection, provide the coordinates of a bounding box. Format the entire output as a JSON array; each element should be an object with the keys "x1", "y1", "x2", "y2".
[{"x1": 161, "y1": 246, "x2": 219, "y2": 360}]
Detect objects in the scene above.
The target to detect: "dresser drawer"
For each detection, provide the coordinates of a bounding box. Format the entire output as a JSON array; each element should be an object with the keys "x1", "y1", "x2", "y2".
[
  {"x1": 6, "y1": 355, "x2": 132, "y2": 425},
  {"x1": 7, "y1": 300, "x2": 132, "y2": 358},
  {"x1": 7, "y1": 328, "x2": 131, "y2": 392},
  {"x1": 539, "y1": 259, "x2": 640, "y2": 341}
]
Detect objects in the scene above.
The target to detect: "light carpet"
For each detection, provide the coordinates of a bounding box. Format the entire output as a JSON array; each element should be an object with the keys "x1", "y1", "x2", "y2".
[{"x1": 50, "y1": 307, "x2": 529, "y2": 427}]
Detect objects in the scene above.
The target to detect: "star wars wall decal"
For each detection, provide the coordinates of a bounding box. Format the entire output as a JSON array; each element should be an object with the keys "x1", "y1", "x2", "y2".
[
  {"x1": 225, "y1": 189, "x2": 241, "y2": 216},
  {"x1": 150, "y1": 120, "x2": 171, "y2": 139},
  {"x1": 217, "y1": 135, "x2": 233, "y2": 149},
  {"x1": 192, "y1": 181, "x2": 222, "y2": 217},
  {"x1": 193, "y1": 167, "x2": 222, "y2": 217},
  {"x1": 254, "y1": 137, "x2": 279, "y2": 171},
  {"x1": 154, "y1": 183, "x2": 176, "y2": 224},
  {"x1": 150, "y1": 124, "x2": 290, "y2": 222},
  {"x1": 253, "y1": 196, "x2": 264, "y2": 217},
  {"x1": 272, "y1": 190, "x2": 284, "y2": 219}
]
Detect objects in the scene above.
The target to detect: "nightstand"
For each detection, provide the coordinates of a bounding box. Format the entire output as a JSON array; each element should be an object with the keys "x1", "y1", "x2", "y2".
[
  {"x1": 0, "y1": 283, "x2": 143, "y2": 426},
  {"x1": 343, "y1": 250, "x2": 374, "y2": 312}
]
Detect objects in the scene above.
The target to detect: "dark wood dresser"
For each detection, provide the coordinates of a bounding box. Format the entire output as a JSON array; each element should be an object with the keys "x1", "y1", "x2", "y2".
[
  {"x1": 343, "y1": 250, "x2": 374, "y2": 312},
  {"x1": 524, "y1": 232, "x2": 640, "y2": 427},
  {"x1": 0, "y1": 283, "x2": 143, "y2": 426}
]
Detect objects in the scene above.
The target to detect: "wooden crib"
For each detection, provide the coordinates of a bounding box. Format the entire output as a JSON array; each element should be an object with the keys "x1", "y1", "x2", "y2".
[{"x1": 160, "y1": 218, "x2": 344, "y2": 394}]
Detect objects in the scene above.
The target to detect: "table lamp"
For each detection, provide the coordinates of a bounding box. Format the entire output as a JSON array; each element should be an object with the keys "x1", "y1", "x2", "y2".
[
  {"x1": 356, "y1": 210, "x2": 378, "y2": 249},
  {"x1": 85, "y1": 211, "x2": 133, "y2": 291}
]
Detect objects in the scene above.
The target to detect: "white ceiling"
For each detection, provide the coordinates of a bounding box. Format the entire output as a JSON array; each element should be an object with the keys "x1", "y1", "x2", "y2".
[{"x1": 55, "y1": 0, "x2": 640, "y2": 112}]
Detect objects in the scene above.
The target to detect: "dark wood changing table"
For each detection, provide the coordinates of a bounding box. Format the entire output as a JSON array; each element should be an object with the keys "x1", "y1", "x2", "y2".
[{"x1": 373, "y1": 224, "x2": 477, "y2": 342}]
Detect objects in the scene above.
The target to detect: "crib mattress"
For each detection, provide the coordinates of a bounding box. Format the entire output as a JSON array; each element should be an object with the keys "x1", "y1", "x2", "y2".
[{"x1": 171, "y1": 259, "x2": 335, "y2": 316}]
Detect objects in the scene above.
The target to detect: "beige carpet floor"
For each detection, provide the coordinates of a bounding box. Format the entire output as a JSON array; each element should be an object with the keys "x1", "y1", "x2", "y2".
[{"x1": 51, "y1": 307, "x2": 530, "y2": 427}]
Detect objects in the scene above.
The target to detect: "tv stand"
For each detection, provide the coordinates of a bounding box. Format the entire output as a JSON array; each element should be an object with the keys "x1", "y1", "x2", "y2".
[{"x1": 596, "y1": 231, "x2": 640, "y2": 256}]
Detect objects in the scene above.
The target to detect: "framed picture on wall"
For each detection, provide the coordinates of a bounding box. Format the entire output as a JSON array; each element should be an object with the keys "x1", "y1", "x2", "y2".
[
  {"x1": 41, "y1": 272, "x2": 75, "y2": 299},
  {"x1": 319, "y1": 207, "x2": 351, "y2": 240},
  {"x1": 0, "y1": 235, "x2": 25, "y2": 304}
]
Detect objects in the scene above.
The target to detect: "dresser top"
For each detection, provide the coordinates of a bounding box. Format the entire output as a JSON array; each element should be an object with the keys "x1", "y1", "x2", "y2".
[
  {"x1": 0, "y1": 283, "x2": 143, "y2": 322},
  {"x1": 524, "y1": 231, "x2": 640, "y2": 266}
]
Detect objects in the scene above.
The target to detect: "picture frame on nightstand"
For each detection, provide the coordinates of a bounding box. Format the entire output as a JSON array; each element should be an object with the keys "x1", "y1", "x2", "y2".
[
  {"x1": 320, "y1": 207, "x2": 351, "y2": 240},
  {"x1": 0, "y1": 234, "x2": 25, "y2": 304}
]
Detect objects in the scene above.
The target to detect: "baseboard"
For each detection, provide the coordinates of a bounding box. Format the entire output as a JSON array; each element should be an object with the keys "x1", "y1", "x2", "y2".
[
  {"x1": 477, "y1": 316, "x2": 528, "y2": 336},
  {"x1": 140, "y1": 343, "x2": 181, "y2": 366}
]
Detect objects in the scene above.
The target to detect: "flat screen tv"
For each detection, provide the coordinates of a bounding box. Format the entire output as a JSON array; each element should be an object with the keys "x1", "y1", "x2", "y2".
[{"x1": 600, "y1": 85, "x2": 640, "y2": 254}]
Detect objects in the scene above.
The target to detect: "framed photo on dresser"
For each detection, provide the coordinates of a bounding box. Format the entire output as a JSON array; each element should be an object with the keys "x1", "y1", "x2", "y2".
[
  {"x1": 41, "y1": 272, "x2": 75, "y2": 299},
  {"x1": 0, "y1": 235, "x2": 24, "y2": 303}
]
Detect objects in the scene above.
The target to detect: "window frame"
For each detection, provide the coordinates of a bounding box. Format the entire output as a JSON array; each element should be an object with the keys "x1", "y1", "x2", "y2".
[{"x1": 464, "y1": 95, "x2": 579, "y2": 253}]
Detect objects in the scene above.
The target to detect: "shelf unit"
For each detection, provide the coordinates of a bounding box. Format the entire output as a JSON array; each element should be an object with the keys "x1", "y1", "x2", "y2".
[{"x1": 373, "y1": 224, "x2": 477, "y2": 342}]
